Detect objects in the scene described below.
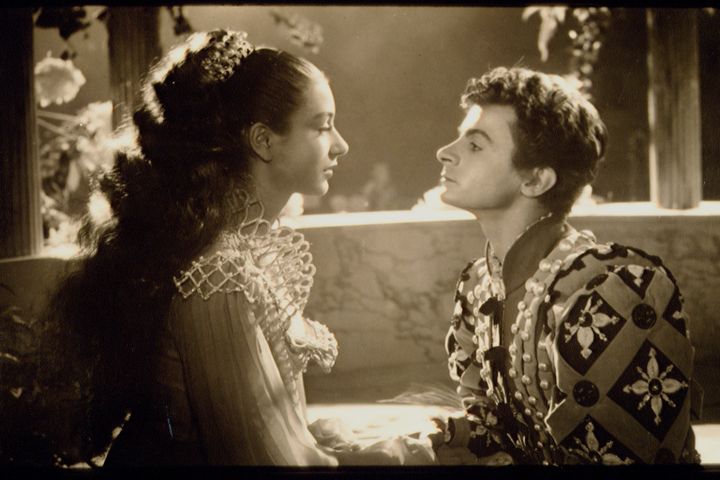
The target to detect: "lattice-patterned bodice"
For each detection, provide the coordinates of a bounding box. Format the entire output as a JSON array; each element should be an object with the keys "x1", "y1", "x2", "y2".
[{"x1": 173, "y1": 196, "x2": 338, "y2": 408}]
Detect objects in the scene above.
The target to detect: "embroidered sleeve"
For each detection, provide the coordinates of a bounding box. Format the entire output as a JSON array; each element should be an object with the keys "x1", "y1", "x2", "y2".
[
  {"x1": 544, "y1": 246, "x2": 700, "y2": 464},
  {"x1": 443, "y1": 259, "x2": 509, "y2": 458}
]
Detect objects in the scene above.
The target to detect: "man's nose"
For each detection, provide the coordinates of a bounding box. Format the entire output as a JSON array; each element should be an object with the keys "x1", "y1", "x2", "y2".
[{"x1": 436, "y1": 143, "x2": 458, "y2": 165}]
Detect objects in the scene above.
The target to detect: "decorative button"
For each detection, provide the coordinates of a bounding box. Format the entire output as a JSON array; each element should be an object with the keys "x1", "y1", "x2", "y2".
[
  {"x1": 528, "y1": 396, "x2": 537, "y2": 405},
  {"x1": 573, "y1": 380, "x2": 599, "y2": 407},
  {"x1": 509, "y1": 344, "x2": 517, "y2": 354},
  {"x1": 508, "y1": 368, "x2": 517, "y2": 378},
  {"x1": 525, "y1": 278, "x2": 536, "y2": 292},
  {"x1": 511, "y1": 324, "x2": 519, "y2": 334},
  {"x1": 524, "y1": 408, "x2": 532, "y2": 416},
  {"x1": 559, "y1": 239, "x2": 573, "y2": 251},
  {"x1": 522, "y1": 353, "x2": 532, "y2": 362},
  {"x1": 539, "y1": 259, "x2": 551, "y2": 272},
  {"x1": 535, "y1": 411, "x2": 544, "y2": 419},
  {"x1": 632, "y1": 303, "x2": 657, "y2": 329},
  {"x1": 473, "y1": 285, "x2": 483, "y2": 298},
  {"x1": 517, "y1": 301, "x2": 527, "y2": 311},
  {"x1": 533, "y1": 284, "x2": 545, "y2": 296},
  {"x1": 521, "y1": 375, "x2": 532, "y2": 385},
  {"x1": 538, "y1": 362, "x2": 548, "y2": 372},
  {"x1": 540, "y1": 380, "x2": 550, "y2": 390},
  {"x1": 523, "y1": 310, "x2": 533, "y2": 319},
  {"x1": 514, "y1": 391, "x2": 523, "y2": 401},
  {"x1": 521, "y1": 332, "x2": 530, "y2": 341},
  {"x1": 467, "y1": 290, "x2": 475, "y2": 304},
  {"x1": 537, "y1": 441, "x2": 545, "y2": 448},
  {"x1": 534, "y1": 424, "x2": 542, "y2": 431}
]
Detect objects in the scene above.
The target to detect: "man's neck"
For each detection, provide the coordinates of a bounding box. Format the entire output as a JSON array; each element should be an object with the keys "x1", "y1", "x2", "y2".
[{"x1": 473, "y1": 203, "x2": 553, "y2": 263}]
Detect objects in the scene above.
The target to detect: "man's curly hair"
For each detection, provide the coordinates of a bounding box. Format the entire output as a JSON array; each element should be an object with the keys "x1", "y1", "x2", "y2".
[{"x1": 461, "y1": 67, "x2": 608, "y2": 217}]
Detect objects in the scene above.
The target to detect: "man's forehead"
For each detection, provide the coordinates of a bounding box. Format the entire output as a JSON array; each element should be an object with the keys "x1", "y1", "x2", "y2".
[
  {"x1": 458, "y1": 103, "x2": 516, "y2": 135},
  {"x1": 459, "y1": 104, "x2": 483, "y2": 133}
]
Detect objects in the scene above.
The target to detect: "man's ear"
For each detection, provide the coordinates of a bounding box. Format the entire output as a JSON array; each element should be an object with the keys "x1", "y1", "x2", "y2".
[
  {"x1": 247, "y1": 122, "x2": 273, "y2": 163},
  {"x1": 520, "y1": 166, "x2": 557, "y2": 198}
]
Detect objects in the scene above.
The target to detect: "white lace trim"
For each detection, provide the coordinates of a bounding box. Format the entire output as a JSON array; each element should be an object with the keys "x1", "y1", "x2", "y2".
[{"x1": 172, "y1": 193, "x2": 337, "y2": 405}]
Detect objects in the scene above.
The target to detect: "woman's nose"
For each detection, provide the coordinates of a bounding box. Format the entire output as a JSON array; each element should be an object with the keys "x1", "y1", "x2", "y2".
[{"x1": 332, "y1": 129, "x2": 349, "y2": 158}]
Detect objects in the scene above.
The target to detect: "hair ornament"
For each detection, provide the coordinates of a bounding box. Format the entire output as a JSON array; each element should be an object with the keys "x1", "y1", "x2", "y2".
[{"x1": 200, "y1": 30, "x2": 255, "y2": 83}]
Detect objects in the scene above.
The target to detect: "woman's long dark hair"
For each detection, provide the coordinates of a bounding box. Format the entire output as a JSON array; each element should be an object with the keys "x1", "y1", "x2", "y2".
[{"x1": 40, "y1": 30, "x2": 323, "y2": 462}]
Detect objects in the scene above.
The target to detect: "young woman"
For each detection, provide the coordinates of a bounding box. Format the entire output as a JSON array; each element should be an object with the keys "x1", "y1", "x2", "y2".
[{"x1": 41, "y1": 29, "x2": 433, "y2": 466}]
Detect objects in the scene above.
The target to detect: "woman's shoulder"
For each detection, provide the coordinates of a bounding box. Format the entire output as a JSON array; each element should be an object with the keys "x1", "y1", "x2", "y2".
[{"x1": 173, "y1": 248, "x2": 261, "y2": 302}]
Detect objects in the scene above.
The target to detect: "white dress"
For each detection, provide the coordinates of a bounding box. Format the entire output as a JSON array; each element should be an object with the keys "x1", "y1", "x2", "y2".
[{"x1": 155, "y1": 196, "x2": 434, "y2": 465}]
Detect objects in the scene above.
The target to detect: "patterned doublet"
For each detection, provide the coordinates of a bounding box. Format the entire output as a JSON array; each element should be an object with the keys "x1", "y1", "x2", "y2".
[{"x1": 445, "y1": 219, "x2": 702, "y2": 464}]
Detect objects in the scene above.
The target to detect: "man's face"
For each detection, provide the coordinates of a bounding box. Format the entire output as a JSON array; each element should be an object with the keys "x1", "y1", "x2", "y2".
[{"x1": 435, "y1": 103, "x2": 525, "y2": 215}]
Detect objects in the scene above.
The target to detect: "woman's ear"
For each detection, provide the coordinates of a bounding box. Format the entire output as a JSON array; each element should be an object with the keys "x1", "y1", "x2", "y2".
[
  {"x1": 247, "y1": 122, "x2": 273, "y2": 163},
  {"x1": 520, "y1": 166, "x2": 557, "y2": 198}
]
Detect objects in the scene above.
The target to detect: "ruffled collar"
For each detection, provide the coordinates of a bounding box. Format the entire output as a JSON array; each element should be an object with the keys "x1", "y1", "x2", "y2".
[{"x1": 218, "y1": 193, "x2": 317, "y2": 319}]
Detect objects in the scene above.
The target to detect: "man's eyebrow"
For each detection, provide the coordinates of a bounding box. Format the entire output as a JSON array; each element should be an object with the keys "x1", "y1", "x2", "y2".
[{"x1": 458, "y1": 127, "x2": 493, "y2": 143}]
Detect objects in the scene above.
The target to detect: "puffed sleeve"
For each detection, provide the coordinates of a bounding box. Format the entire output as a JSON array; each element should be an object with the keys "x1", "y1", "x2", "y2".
[
  {"x1": 168, "y1": 290, "x2": 338, "y2": 466},
  {"x1": 545, "y1": 256, "x2": 700, "y2": 464}
]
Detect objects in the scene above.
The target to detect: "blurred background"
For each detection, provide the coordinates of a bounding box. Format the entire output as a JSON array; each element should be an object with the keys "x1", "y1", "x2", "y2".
[{"x1": 30, "y1": 6, "x2": 720, "y2": 242}]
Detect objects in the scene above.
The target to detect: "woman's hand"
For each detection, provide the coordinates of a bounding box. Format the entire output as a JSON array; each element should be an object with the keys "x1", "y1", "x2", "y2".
[{"x1": 334, "y1": 436, "x2": 436, "y2": 466}]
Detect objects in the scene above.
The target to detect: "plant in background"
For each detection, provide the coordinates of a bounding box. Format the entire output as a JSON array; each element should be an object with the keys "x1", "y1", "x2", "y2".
[
  {"x1": 523, "y1": 6, "x2": 612, "y2": 99},
  {"x1": 270, "y1": 8, "x2": 324, "y2": 54},
  {"x1": 36, "y1": 101, "x2": 114, "y2": 248},
  {"x1": 32, "y1": 6, "x2": 194, "y2": 249}
]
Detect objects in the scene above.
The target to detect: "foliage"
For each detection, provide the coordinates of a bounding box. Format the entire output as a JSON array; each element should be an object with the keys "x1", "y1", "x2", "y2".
[
  {"x1": 523, "y1": 6, "x2": 611, "y2": 98},
  {"x1": 0, "y1": 285, "x2": 96, "y2": 466},
  {"x1": 37, "y1": 102, "x2": 114, "y2": 246},
  {"x1": 33, "y1": 6, "x2": 193, "y2": 59},
  {"x1": 270, "y1": 8, "x2": 324, "y2": 54}
]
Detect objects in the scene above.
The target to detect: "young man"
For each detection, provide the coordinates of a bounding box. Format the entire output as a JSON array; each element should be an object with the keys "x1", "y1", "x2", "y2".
[{"x1": 431, "y1": 67, "x2": 702, "y2": 465}]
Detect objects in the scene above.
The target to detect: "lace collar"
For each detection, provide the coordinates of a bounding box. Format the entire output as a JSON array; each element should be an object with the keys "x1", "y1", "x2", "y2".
[{"x1": 174, "y1": 193, "x2": 316, "y2": 319}]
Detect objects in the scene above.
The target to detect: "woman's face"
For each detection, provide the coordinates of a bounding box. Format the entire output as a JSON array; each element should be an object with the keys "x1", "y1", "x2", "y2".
[{"x1": 267, "y1": 77, "x2": 349, "y2": 196}]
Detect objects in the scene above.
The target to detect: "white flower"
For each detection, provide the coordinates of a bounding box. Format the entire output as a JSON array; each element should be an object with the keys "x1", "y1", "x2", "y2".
[
  {"x1": 34, "y1": 54, "x2": 86, "y2": 107},
  {"x1": 622, "y1": 348, "x2": 689, "y2": 425},
  {"x1": 564, "y1": 296, "x2": 619, "y2": 358}
]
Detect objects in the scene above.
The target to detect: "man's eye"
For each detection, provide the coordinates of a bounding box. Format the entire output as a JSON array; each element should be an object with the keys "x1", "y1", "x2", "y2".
[
  {"x1": 319, "y1": 125, "x2": 332, "y2": 132},
  {"x1": 470, "y1": 142, "x2": 483, "y2": 152}
]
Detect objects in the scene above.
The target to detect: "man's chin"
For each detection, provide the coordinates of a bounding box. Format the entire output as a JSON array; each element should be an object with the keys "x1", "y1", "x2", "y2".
[{"x1": 440, "y1": 192, "x2": 460, "y2": 209}]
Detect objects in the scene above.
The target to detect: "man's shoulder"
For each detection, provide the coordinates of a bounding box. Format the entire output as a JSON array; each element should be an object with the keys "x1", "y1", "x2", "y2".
[{"x1": 548, "y1": 240, "x2": 679, "y2": 296}]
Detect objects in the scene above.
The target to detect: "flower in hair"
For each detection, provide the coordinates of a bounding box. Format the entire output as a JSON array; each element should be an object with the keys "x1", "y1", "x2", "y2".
[{"x1": 200, "y1": 31, "x2": 254, "y2": 83}]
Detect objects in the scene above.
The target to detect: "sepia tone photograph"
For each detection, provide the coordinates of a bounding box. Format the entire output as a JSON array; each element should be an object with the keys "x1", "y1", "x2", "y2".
[{"x1": 0, "y1": 3, "x2": 718, "y2": 473}]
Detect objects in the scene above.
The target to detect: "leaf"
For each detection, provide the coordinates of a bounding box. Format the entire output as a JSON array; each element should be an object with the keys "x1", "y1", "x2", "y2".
[{"x1": 522, "y1": 6, "x2": 542, "y2": 21}]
